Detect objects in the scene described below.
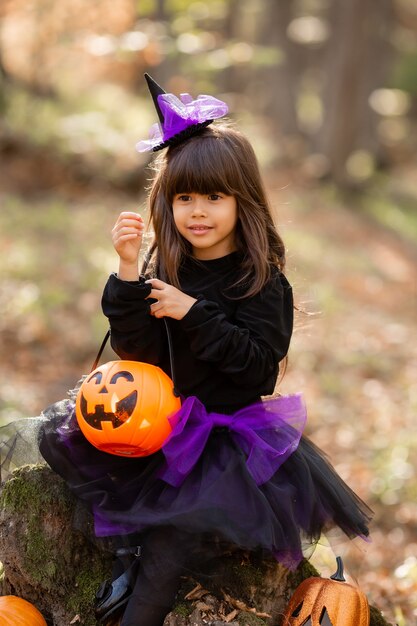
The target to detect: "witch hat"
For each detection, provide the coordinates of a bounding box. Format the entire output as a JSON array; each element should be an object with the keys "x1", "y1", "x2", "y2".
[
  {"x1": 144, "y1": 73, "x2": 165, "y2": 125},
  {"x1": 136, "y1": 74, "x2": 229, "y2": 152}
]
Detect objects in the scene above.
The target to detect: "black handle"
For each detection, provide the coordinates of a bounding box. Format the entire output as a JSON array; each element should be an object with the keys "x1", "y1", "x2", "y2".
[{"x1": 90, "y1": 321, "x2": 180, "y2": 397}]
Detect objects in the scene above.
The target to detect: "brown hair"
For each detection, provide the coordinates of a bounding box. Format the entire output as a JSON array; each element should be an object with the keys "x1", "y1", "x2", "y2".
[{"x1": 146, "y1": 123, "x2": 286, "y2": 298}]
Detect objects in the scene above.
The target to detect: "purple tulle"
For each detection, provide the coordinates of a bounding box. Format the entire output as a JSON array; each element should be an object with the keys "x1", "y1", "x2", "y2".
[
  {"x1": 37, "y1": 391, "x2": 372, "y2": 570},
  {"x1": 136, "y1": 93, "x2": 228, "y2": 152},
  {"x1": 159, "y1": 395, "x2": 306, "y2": 487}
]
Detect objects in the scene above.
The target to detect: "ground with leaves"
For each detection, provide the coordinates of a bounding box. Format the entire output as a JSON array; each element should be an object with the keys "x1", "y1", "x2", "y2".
[{"x1": 0, "y1": 160, "x2": 416, "y2": 624}]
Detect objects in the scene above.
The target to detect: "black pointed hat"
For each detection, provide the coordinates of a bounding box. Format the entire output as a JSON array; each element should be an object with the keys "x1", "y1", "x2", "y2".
[
  {"x1": 136, "y1": 74, "x2": 229, "y2": 152},
  {"x1": 144, "y1": 73, "x2": 165, "y2": 125}
]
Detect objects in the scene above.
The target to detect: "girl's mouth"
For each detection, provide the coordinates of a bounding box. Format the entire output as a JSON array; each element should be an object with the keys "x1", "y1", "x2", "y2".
[{"x1": 188, "y1": 225, "x2": 213, "y2": 234}]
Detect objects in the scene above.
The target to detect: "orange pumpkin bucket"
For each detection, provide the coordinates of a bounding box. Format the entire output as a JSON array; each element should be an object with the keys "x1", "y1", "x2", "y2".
[{"x1": 75, "y1": 360, "x2": 181, "y2": 457}]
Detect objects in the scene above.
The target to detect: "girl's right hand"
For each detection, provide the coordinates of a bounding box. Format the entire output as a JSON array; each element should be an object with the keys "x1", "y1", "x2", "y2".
[
  {"x1": 112, "y1": 211, "x2": 145, "y2": 281},
  {"x1": 112, "y1": 211, "x2": 144, "y2": 264}
]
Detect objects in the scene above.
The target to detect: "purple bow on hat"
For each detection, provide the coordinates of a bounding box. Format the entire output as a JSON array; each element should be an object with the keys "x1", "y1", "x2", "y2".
[
  {"x1": 136, "y1": 74, "x2": 229, "y2": 152},
  {"x1": 158, "y1": 394, "x2": 307, "y2": 487}
]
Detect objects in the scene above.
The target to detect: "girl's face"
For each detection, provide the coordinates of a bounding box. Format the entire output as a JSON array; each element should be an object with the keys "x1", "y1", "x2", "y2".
[{"x1": 172, "y1": 192, "x2": 238, "y2": 260}]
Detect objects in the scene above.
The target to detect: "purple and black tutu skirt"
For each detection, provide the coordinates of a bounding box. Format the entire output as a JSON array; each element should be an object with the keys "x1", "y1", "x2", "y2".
[{"x1": 38, "y1": 393, "x2": 372, "y2": 570}]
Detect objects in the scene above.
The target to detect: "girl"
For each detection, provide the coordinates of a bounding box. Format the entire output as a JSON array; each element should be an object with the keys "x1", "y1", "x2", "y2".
[{"x1": 40, "y1": 76, "x2": 372, "y2": 626}]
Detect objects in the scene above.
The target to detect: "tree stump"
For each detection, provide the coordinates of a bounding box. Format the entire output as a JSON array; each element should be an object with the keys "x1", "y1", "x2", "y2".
[{"x1": 0, "y1": 464, "x2": 390, "y2": 626}]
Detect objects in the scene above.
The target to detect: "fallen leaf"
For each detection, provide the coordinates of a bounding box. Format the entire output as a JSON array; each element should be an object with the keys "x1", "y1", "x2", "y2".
[
  {"x1": 185, "y1": 583, "x2": 210, "y2": 600},
  {"x1": 225, "y1": 609, "x2": 238, "y2": 622},
  {"x1": 222, "y1": 591, "x2": 271, "y2": 618}
]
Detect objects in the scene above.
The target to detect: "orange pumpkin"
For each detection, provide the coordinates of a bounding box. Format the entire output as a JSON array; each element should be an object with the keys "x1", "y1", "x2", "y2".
[
  {"x1": 0, "y1": 596, "x2": 47, "y2": 626},
  {"x1": 75, "y1": 360, "x2": 181, "y2": 457},
  {"x1": 282, "y1": 557, "x2": 370, "y2": 626}
]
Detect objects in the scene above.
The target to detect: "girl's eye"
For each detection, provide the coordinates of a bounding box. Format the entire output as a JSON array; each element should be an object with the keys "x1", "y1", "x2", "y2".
[
  {"x1": 177, "y1": 194, "x2": 191, "y2": 202},
  {"x1": 208, "y1": 194, "x2": 221, "y2": 201}
]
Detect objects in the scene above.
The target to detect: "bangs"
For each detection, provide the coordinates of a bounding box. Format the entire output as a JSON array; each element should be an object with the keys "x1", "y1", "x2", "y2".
[{"x1": 163, "y1": 132, "x2": 240, "y2": 199}]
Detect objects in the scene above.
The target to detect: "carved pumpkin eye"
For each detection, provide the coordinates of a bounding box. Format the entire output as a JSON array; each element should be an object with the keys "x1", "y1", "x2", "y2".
[
  {"x1": 87, "y1": 372, "x2": 103, "y2": 384},
  {"x1": 109, "y1": 371, "x2": 134, "y2": 384},
  {"x1": 319, "y1": 608, "x2": 333, "y2": 626},
  {"x1": 292, "y1": 613, "x2": 331, "y2": 626},
  {"x1": 292, "y1": 603, "x2": 311, "y2": 626}
]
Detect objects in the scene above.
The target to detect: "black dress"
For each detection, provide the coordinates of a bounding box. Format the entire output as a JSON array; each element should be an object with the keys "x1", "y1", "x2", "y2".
[{"x1": 38, "y1": 252, "x2": 372, "y2": 570}]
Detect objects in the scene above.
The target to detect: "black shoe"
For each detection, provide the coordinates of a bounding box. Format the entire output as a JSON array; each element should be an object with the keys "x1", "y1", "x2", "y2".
[{"x1": 95, "y1": 546, "x2": 141, "y2": 624}]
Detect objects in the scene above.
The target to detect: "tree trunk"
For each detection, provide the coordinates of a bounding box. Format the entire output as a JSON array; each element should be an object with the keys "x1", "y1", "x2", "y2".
[
  {"x1": 0, "y1": 464, "x2": 390, "y2": 626},
  {"x1": 255, "y1": 0, "x2": 301, "y2": 137},
  {"x1": 316, "y1": 0, "x2": 394, "y2": 187}
]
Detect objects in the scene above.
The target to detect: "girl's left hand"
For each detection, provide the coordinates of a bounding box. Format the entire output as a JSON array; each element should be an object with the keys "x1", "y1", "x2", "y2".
[{"x1": 145, "y1": 279, "x2": 197, "y2": 320}]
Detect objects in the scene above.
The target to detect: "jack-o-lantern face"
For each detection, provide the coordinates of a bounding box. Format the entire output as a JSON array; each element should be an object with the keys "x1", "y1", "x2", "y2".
[
  {"x1": 75, "y1": 360, "x2": 181, "y2": 457},
  {"x1": 79, "y1": 369, "x2": 138, "y2": 429},
  {"x1": 282, "y1": 557, "x2": 370, "y2": 626}
]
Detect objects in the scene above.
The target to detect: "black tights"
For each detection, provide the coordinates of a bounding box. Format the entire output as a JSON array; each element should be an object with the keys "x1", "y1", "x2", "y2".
[{"x1": 119, "y1": 527, "x2": 208, "y2": 626}]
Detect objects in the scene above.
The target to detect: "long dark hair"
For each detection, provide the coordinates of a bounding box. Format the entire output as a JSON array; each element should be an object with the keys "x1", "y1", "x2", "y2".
[{"x1": 146, "y1": 123, "x2": 286, "y2": 298}]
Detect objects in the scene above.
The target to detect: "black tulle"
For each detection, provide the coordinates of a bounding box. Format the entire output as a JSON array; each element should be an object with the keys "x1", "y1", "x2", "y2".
[{"x1": 37, "y1": 395, "x2": 372, "y2": 571}]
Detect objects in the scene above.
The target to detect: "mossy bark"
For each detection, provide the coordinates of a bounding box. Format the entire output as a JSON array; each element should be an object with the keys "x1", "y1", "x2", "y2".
[
  {"x1": 0, "y1": 464, "x2": 390, "y2": 626},
  {"x1": 0, "y1": 464, "x2": 111, "y2": 625}
]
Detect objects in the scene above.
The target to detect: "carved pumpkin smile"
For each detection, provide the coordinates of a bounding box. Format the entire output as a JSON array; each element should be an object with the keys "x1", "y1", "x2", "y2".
[{"x1": 79, "y1": 389, "x2": 138, "y2": 429}]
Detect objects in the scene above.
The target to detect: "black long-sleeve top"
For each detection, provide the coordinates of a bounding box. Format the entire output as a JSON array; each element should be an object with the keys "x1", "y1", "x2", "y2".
[{"x1": 102, "y1": 252, "x2": 293, "y2": 414}]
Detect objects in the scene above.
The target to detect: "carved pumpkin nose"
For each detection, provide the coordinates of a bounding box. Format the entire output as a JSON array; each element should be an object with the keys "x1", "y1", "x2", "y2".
[{"x1": 99, "y1": 386, "x2": 108, "y2": 394}]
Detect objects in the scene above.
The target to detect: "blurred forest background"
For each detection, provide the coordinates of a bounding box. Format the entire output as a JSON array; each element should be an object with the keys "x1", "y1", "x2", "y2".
[{"x1": 0, "y1": 0, "x2": 416, "y2": 623}]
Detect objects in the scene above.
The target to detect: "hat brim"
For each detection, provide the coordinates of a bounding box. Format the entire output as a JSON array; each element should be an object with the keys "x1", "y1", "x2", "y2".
[{"x1": 151, "y1": 119, "x2": 214, "y2": 152}]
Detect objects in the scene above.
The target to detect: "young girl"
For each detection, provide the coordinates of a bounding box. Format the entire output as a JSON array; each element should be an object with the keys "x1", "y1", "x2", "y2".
[{"x1": 39, "y1": 76, "x2": 372, "y2": 626}]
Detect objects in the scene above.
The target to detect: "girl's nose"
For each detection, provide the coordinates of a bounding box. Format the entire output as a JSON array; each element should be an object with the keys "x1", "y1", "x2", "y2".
[{"x1": 191, "y1": 197, "x2": 207, "y2": 216}]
